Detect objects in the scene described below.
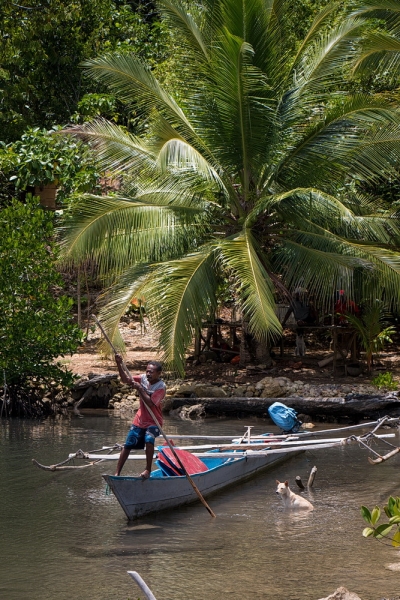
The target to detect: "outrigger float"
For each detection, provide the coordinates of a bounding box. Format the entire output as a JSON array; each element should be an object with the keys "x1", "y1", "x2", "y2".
[{"x1": 32, "y1": 417, "x2": 400, "y2": 520}]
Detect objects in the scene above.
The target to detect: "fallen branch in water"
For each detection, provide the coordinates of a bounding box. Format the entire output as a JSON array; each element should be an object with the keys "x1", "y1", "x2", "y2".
[{"x1": 368, "y1": 447, "x2": 400, "y2": 464}]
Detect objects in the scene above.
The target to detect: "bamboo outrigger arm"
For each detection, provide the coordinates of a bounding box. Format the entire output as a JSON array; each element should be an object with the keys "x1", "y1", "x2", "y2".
[
  {"x1": 32, "y1": 414, "x2": 400, "y2": 470},
  {"x1": 347, "y1": 421, "x2": 400, "y2": 464},
  {"x1": 32, "y1": 458, "x2": 104, "y2": 471},
  {"x1": 368, "y1": 447, "x2": 400, "y2": 464},
  {"x1": 32, "y1": 445, "x2": 123, "y2": 471}
]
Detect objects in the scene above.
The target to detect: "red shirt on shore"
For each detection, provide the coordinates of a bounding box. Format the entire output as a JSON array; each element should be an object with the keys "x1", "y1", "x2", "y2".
[{"x1": 334, "y1": 292, "x2": 360, "y2": 324}]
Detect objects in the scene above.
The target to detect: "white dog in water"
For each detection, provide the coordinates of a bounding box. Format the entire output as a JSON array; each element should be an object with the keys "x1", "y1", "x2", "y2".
[{"x1": 276, "y1": 480, "x2": 314, "y2": 510}]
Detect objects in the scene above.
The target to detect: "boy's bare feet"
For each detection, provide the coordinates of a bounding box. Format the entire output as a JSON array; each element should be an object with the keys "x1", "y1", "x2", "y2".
[{"x1": 140, "y1": 469, "x2": 150, "y2": 479}]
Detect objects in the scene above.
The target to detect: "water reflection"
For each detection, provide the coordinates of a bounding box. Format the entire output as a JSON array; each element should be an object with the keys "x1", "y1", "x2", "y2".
[{"x1": 1, "y1": 415, "x2": 400, "y2": 600}]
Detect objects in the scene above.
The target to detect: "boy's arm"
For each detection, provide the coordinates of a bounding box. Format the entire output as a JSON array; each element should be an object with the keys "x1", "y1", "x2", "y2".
[
  {"x1": 115, "y1": 354, "x2": 163, "y2": 409},
  {"x1": 115, "y1": 354, "x2": 133, "y2": 385}
]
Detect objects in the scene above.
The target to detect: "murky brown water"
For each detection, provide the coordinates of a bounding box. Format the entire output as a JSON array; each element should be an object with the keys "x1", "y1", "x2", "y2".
[{"x1": 1, "y1": 412, "x2": 400, "y2": 600}]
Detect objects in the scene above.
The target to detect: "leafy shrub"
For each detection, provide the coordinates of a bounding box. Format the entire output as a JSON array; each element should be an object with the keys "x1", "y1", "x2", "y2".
[
  {"x1": 371, "y1": 372, "x2": 398, "y2": 391},
  {"x1": 362, "y1": 497, "x2": 400, "y2": 547},
  {"x1": 0, "y1": 198, "x2": 83, "y2": 416},
  {"x1": 0, "y1": 127, "x2": 100, "y2": 206}
]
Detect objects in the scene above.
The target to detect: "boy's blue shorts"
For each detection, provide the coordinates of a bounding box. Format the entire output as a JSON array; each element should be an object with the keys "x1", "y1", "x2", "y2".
[{"x1": 124, "y1": 425, "x2": 160, "y2": 450}]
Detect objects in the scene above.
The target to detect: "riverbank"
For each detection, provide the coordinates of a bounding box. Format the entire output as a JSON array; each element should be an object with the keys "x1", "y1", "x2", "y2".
[
  {"x1": 63, "y1": 370, "x2": 400, "y2": 423},
  {"x1": 58, "y1": 317, "x2": 400, "y2": 422},
  {"x1": 63, "y1": 317, "x2": 400, "y2": 388}
]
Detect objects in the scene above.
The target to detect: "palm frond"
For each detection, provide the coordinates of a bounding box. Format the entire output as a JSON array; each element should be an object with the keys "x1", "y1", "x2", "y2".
[
  {"x1": 254, "y1": 188, "x2": 400, "y2": 245},
  {"x1": 150, "y1": 117, "x2": 228, "y2": 191},
  {"x1": 351, "y1": 0, "x2": 400, "y2": 22},
  {"x1": 289, "y1": 2, "x2": 342, "y2": 71},
  {"x1": 280, "y1": 16, "x2": 365, "y2": 123},
  {"x1": 82, "y1": 54, "x2": 193, "y2": 133},
  {"x1": 204, "y1": 33, "x2": 275, "y2": 195},
  {"x1": 217, "y1": 231, "x2": 282, "y2": 341},
  {"x1": 144, "y1": 249, "x2": 219, "y2": 374},
  {"x1": 277, "y1": 97, "x2": 400, "y2": 187},
  {"x1": 58, "y1": 195, "x2": 210, "y2": 275},
  {"x1": 217, "y1": 0, "x2": 286, "y2": 75},
  {"x1": 331, "y1": 240, "x2": 400, "y2": 308},
  {"x1": 347, "y1": 243, "x2": 400, "y2": 274},
  {"x1": 354, "y1": 32, "x2": 400, "y2": 79},
  {"x1": 272, "y1": 238, "x2": 362, "y2": 309},
  {"x1": 96, "y1": 264, "x2": 151, "y2": 355},
  {"x1": 251, "y1": 188, "x2": 355, "y2": 225},
  {"x1": 275, "y1": 233, "x2": 400, "y2": 310},
  {"x1": 63, "y1": 119, "x2": 156, "y2": 174},
  {"x1": 341, "y1": 120, "x2": 400, "y2": 182},
  {"x1": 157, "y1": 0, "x2": 209, "y2": 60}
]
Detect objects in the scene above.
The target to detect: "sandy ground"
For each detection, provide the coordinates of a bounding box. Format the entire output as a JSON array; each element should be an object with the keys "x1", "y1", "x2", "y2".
[
  {"x1": 61, "y1": 315, "x2": 400, "y2": 387},
  {"x1": 62, "y1": 318, "x2": 160, "y2": 378}
]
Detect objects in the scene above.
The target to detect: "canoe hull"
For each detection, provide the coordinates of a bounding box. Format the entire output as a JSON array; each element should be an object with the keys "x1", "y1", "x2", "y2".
[{"x1": 103, "y1": 451, "x2": 302, "y2": 520}]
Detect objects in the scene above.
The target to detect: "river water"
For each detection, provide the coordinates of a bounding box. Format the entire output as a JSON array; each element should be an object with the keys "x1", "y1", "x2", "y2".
[{"x1": 1, "y1": 412, "x2": 400, "y2": 600}]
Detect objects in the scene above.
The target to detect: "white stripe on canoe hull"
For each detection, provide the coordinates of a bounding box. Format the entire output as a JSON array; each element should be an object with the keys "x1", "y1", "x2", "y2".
[{"x1": 103, "y1": 451, "x2": 302, "y2": 519}]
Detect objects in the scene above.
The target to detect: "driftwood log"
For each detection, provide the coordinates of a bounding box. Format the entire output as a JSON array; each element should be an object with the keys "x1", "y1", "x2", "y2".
[
  {"x1": 72, "y1": 374, "x2": 118, "y2": 390},
  {"x1": 169, "y1": 392, "x2": 400, "y2": 420},
  {"x1": 70, "y1": 374, "x2": 119, "y2": 409},
  {"x1": 307, "y1": 465, "x2": 317, "y2": 487}
]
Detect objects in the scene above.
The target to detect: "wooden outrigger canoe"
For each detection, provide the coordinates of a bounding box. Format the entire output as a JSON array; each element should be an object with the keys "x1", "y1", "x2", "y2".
[
  {"x1": 103, "y1": 447, "x2": 304, "y2": 520},
  {"x1": 32, "y1": 417, "x2": 400, "y2": 520},
  {"x1": 103, "y1": 419, "x2": 399, "y2": 520}
]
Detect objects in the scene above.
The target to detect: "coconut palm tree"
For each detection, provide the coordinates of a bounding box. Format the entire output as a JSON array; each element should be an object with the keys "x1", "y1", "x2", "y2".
[
  {"x1": 60, "y1": 0, "x2": 400, "y2": 374},
  {"x1": 345, "y1": 300, "x2": 396, "y2": 374}
]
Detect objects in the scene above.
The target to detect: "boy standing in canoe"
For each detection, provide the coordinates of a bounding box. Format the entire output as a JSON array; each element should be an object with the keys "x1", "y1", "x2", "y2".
[{"x1": 114, "y1": 354, "x2": 166, "y2": 478}]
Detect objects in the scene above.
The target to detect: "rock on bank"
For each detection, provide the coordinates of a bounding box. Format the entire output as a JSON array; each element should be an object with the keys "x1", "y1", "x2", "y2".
[{"x1": 62, "y1": 374, "x2": 400, "y2": 422}]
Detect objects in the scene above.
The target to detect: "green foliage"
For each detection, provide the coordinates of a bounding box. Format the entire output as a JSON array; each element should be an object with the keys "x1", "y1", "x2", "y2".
[
  {"x1": 0, "y1": 127, "x2": 100, "y2": 206},
  {"x1": 362, "y1": 497, "x2": 400, "y2": 547},
  {"x1": 371, "y1": 371, "x2": 398, "y2": 391},
  {"x1": 0, "y1": 198, "x2": 83, "y2": 411},
  {"x1": 60, "y1": 0, "x2": 400, "y2": 374},
  {"x1": 102, "y1": 3, "x2": 169, "y2": 68},
  {"x1": 0, "y1": 0, "x2": 171, "y2": 142},
  {"x1": 71, "y1": 94, "x2": 120, "y2": 123}
]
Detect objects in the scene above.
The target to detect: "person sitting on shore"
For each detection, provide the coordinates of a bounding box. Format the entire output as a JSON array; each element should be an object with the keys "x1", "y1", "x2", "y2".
[
  {"x1": 334, "y1": 290, "x2": 360, "y2": 325},
  {"x1": 114, "y1": 355, "x2": 166, "y2": 478}
]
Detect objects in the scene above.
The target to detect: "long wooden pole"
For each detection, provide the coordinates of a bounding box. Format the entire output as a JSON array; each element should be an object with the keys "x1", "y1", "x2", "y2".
[{"x1": 92, "y1": 315, "x2": 216, "y2": 518}]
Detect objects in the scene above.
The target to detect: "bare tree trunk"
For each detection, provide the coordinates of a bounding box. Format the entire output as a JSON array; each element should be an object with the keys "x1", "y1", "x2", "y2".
[
  {"x1": 77, "y1": 265, "x2": 81, "y2": 327},
  {"x1": 84, "y1": 263, "x2": 91, "y2": 338},
  {"x1": 255, "y1": 339, "x2": 272, "y2": 365},
  {"x1": 239, "y1": 320, "x2": 251, "y2": 365},
  {"x1": 194, "y1": 329, "x2": 201, "y2": 359},
  {"x1": 240, "y1": 320, "x2": 272, "y2": 366}
]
